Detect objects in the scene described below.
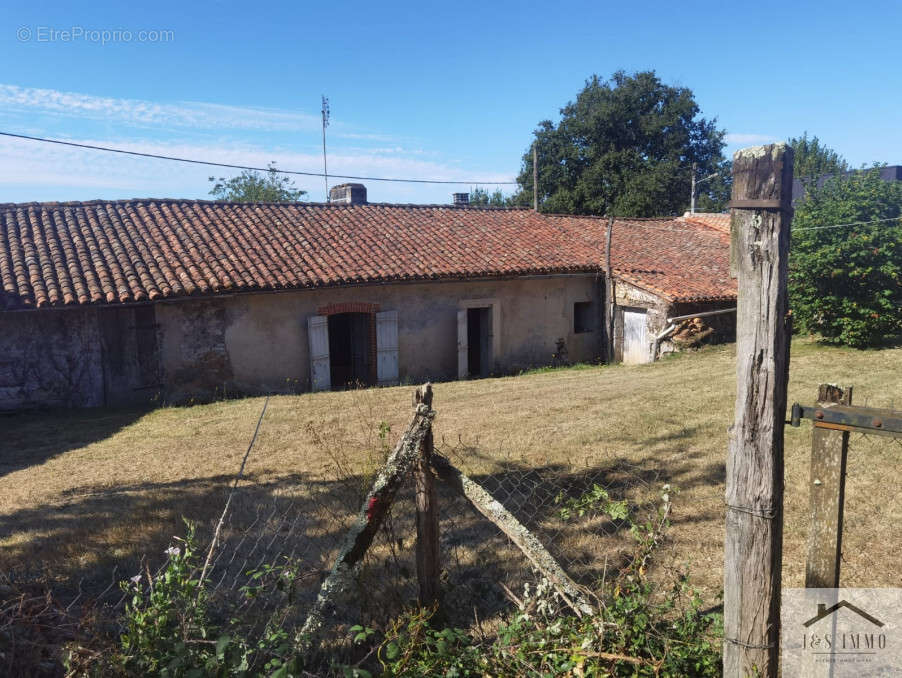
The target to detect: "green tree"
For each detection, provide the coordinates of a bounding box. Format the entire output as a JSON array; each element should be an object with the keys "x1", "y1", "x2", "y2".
[
  {"x1": 790, "y1": 167, "x2": 902, "y2": 347},
  {"x1": 788, "y1": 132, "x2": 849, "y2": 184},
  {"x1": 469, "y1": 187, "x2": 510, "y2": 206},
  {"x1": 512, "y1": 70, "x2": 726, "y2": 216},
  {"x1": 208, "y1": 162, "x2": 306, "y2": 202}
]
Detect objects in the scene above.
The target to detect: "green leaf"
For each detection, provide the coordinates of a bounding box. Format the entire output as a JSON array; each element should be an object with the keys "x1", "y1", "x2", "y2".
[
  {"x1": 385, "y1": 641, "x2": 400, "y2": 660},
  {"x1": 215, "y1": 634, "x2": 230, "y2": 660}
]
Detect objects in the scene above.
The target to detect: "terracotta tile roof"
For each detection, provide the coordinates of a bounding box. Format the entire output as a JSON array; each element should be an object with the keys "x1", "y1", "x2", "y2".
[
  {"x1": 0, "y1": 199, "x2": 735, "y2": 310},
  {"x1": 610, "y1": 218, "x2": 735, "y2": 303},
  {"x1": 679, "y1": 211, "x2": 731, "y2": 233}
]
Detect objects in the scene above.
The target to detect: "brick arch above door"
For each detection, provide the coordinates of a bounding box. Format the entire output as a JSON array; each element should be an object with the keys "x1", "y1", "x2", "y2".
[{"x1": 317, "y1": 302, "x2": 380, "y2": 316}]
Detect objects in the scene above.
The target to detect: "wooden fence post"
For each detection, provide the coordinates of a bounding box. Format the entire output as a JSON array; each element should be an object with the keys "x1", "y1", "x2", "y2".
[
  {"x1": 296, "y1": 386, "x2": 435, "y2": 650},
  {"x1": 605, "y1": 216, "x2": 616, "y2": 363},
  {"x1": 414, "y1": 385, "x2": 441, "y2": 608},
  {"x1": 723, "y1": 143, "x2": 794, "y2": 678},
  {"x1": 805, "y1": 384, "x2": 852, "y2": 588}
]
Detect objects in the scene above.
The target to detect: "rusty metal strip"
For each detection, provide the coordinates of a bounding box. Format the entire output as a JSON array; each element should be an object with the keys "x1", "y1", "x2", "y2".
[
  {"x1": 729, "y1": 199, "x2": 787, "y2": 209},
  {"x1": 813, "y1": 421, "x2": 854, "y2": 432},
  {"x1": 790, "y1": 402, "x2": 902, "y2": 438}
]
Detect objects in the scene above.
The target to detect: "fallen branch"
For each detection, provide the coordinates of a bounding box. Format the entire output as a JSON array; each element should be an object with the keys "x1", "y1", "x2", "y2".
[
  {"x1": 296, "y1": 384, "x2": 436, "y2": 651},
  {"x1": 429, "y1": 452, "x2": 595, "y2": 617},
  {"x1": 571, "y1": 650, "x2": 653, "y2": 666}
]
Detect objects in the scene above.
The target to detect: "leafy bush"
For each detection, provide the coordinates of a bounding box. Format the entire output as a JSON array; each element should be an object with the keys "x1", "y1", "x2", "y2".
[
  {"x1": 110, "y1": 522, "x2": 302, "y2": 677},
  {"x1": 790, "y1": 167, "x2": 902, "y2": 347},
  {"x1": 372, "y1": 486, "x2": 722, "y2": 677},
  {"x1": 85, "y1": 488, "x2": 719, "y2": 677}
]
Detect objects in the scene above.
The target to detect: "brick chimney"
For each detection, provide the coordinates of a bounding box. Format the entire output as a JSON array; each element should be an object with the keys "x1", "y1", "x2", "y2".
[
  {"x1": 453, "y1": 192, "x2": 469, "y2": 207},
  {"x1": 329, "y1": 183, "x2": 367, "y2": 205}
]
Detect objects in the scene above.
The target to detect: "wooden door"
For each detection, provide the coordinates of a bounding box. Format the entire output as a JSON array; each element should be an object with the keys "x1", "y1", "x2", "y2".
[
  {"x1": 622, "y1": 309, "x2": 649, "y2": 364},
  {"x1": 457, "y1": 309, "x2": 468, "y2": 379}
]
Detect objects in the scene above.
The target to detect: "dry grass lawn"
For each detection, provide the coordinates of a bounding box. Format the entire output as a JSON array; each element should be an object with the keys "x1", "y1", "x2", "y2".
[{"x1": 2, "y1": 338, "x2": 901, "y2": 606}]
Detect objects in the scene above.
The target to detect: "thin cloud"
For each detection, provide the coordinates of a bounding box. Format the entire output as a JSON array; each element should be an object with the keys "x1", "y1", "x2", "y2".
[{"x1": 0, "y1": 84, "x2": 321, "y2": 133}]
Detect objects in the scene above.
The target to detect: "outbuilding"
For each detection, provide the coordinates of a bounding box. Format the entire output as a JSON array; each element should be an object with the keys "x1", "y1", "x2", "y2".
[{"x1": 0, "y1": 185, "x2": 736, "y2": 409}]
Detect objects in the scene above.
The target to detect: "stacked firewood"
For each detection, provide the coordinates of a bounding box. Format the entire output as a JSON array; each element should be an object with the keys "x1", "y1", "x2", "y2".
[{"x1": 671, "y1": 317, "x2": 715, "y2": 348}]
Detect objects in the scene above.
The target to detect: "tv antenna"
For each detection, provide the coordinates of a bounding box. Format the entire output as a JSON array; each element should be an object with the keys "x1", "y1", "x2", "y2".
[{"x1": 321, "y1": 95, "x2": 330, "y2": 201}]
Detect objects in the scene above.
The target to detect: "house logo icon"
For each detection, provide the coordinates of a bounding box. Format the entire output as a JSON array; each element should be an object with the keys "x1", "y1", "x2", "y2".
[{"x1": 803, "y1": 601, "x2": 885, "y2": 629}]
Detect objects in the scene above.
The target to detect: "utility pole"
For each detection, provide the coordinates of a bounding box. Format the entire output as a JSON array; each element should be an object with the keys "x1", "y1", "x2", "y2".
[
  {"x1": 690, "y1": 162, "x2": 720, "y2": 214},
  {"x1": 321, "y1": 95, "x2": 330, "y2": 201},
  {"x1": 532, "y1": 144, "x2": 538, "y2": 211}
]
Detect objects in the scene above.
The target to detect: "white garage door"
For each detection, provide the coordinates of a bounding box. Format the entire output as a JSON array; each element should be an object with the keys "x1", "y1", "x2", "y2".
[{"x1": 622, "y1": 309, "x2": 650, "y2": 364}]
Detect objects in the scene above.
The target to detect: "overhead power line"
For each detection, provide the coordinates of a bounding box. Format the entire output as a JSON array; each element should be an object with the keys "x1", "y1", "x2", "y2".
[
  {"x1": 792, "y1": 215, "x2": 902, "y2": 232},
  {"x1": 0, "y1": 131, "x2": 519, "y2": 185}
]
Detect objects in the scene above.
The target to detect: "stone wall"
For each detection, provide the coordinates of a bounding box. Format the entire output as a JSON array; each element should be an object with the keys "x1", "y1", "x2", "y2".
[
  {"x1": 0, "y1": 309, "x2": 104, "y2": 409},
  {"x1": 0, "y1": 306, "x2": 161, "y2": 411}
]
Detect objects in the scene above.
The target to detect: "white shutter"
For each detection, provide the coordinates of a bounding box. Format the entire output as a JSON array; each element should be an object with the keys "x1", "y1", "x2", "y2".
[
  {"x1": 457, "y1": 308, "x2": 468, "y2": 379},
  {"x1": 307, "y1": 315, "x2": 331, "y2": 391},
  {"x1": 375, "y1": 310, "x2": 399, "y2": 386}
]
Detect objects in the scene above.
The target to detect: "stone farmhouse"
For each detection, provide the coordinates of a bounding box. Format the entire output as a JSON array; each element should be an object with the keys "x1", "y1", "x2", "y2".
[{"x1": 0, "y1": 184, "x2": 736, "y2": 409}]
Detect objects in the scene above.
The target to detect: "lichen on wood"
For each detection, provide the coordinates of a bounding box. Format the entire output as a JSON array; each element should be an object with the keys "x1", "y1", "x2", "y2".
[
  {"x1": 429, "y1": 452, "x2": 594, "y2": 617},
  {"x1": 296, "y1": 385, "x2": 436, "y2": 651}
]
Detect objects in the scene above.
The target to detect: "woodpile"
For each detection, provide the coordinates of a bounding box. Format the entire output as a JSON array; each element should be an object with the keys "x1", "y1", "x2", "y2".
[{"x1": 671, "y1": 317, "x2": 715, "y2": 348}]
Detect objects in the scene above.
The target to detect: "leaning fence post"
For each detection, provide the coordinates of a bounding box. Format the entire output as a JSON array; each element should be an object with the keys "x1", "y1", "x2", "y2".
[
  {"x1": 414, "y1": 385, "x2": 441, "y2": 608},
  {"x1": 296, "y1": 385, "x2": 435, "y2": 651},
  {"x1": 723, "y1": 143, "x2": 794, "y2": 678},
  {"x1": 805, "y1": 384, "x2": 852, "y2": 588}
]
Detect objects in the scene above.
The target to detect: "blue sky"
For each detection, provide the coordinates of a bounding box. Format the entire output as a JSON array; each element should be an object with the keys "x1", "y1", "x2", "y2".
[{"x1": 2, "y1": 0, "x2": 901, "y2": 204}]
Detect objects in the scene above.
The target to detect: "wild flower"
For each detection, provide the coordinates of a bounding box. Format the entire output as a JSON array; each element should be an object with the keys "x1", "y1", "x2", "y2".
[{"x1": 164, "y1": 546, "x2": 180, "y2": 558}]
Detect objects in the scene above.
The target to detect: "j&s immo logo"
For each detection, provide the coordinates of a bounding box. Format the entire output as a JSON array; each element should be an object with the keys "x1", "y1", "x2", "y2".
[{"x1": 782, "y1": 588, "x2": 899, "y2": 677}]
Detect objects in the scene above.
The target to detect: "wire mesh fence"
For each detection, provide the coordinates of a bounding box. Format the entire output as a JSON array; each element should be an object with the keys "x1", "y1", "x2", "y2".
[
  {"x1": 0, "y1": 383, "x2": 659, "y2": 673},
  {"x1": 836, "y1": 422, "x2": 902, "y2": 589},
  {"x1": 104, "y1": 392, "x2": 649, "y2": 648}
]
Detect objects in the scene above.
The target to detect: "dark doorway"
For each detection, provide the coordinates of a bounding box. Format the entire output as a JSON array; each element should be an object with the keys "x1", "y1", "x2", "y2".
[
  {"x1": 467, "y1": 307, "x2": 491, "y2": 377},
  {"x1": 98, "y1": 305, "x2": 161, "y2": 406},
  {"x1": 328, "y1": 312, "x2": 374, "y2": 389}
]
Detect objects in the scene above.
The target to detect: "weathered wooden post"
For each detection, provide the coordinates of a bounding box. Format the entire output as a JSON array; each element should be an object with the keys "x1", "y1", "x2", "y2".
[
  {"x1": 414, "y1": 384, "x2": 441, "y2": 607},
  {"x1": 296, "y1": 386, "x2": 435, "y2": 650},
  {"x1": 605, "y1": 216, "x2": 616, "y2": 362},
  {"x1": 723, "y1": 143, "x2": 794, "y2": 678},
  {"x1": 805, "y1": 384, "x2": 852, "y2": 588}
]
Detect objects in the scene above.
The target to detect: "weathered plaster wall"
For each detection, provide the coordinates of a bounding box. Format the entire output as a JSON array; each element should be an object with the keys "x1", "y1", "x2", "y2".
[
  {"x1": 0, "y1": 306, "x2": 162, "y2": 410},
  {"x1": 0, "y1": 308, "x2": 104, "y2": 409},
  {"x1": 154, "y1": 275, "x2": 602, "y2": 399}
]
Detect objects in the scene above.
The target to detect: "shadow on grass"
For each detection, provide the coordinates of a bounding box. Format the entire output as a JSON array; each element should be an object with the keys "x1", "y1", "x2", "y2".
[
  {"x1": 0, "y1": 438, "x2": 728, "y2": 635},
  {"x1": 0, "y1": 406, "x2": 150, "y2": 480}
]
